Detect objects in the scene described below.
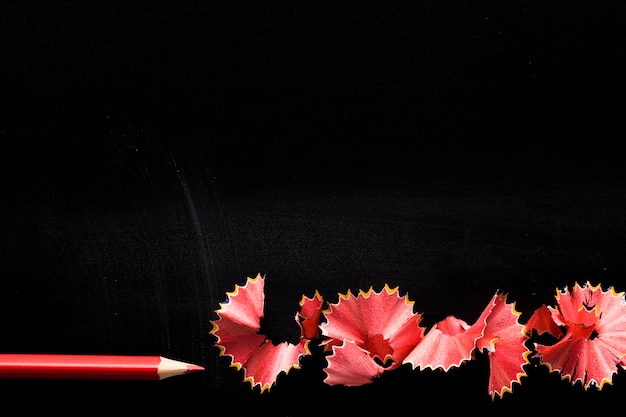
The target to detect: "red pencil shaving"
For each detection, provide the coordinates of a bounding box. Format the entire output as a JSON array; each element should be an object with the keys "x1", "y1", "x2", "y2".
[{"x1": 0, "y1": 354, "x2": 205, "y2": 380}]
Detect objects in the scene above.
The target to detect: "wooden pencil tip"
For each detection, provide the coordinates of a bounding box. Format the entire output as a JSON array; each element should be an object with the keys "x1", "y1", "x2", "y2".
[{"x1": 158, "y1": 357, "x2": 205, "y2": 379}]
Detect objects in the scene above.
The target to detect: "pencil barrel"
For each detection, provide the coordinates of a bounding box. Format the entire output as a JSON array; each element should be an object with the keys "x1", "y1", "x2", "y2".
[{"x1": 0, "y1": 354, "x2": 162, "y2": 380}]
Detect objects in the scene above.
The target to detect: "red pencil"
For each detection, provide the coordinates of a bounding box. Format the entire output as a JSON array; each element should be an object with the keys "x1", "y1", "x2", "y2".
[{"x1": 0, "y1": 354, "x2": 205, "y2": 380}]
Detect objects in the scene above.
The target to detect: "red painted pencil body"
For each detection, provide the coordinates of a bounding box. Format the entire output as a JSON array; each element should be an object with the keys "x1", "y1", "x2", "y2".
[{"x1": 0, "y1": 354, "x2": 204, "y2": 380}]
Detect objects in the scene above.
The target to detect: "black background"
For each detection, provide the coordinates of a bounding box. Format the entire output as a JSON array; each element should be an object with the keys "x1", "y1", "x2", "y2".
[{"x1": 2, "y1": 2, "x2": 626, "y2": 416}]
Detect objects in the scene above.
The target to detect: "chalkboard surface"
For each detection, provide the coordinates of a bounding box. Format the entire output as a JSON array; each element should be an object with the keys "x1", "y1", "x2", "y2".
[{"x1": 2, "y1": 3, "x2": 625, "y2": 416}]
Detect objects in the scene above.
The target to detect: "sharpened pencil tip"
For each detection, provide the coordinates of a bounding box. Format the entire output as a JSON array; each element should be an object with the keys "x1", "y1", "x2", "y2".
[{"x1": 158, "y1": 357, "x2": 205, "y2": 379}]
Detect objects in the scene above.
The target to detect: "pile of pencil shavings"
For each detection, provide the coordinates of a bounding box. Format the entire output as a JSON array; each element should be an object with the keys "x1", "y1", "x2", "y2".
[{"x1": 209, "y1": 273, "x2": 626, "y2": 399}]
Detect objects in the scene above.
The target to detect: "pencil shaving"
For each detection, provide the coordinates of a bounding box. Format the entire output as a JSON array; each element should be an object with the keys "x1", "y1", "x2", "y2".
[{"x1": 210, "y1": 273, "x2": 321, "y2": 393}]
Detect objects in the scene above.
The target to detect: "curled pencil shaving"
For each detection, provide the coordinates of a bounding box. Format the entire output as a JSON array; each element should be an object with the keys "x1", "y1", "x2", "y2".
[
  {"x1": 210, "y1": 273, "x2": 322, "y2": 393},
  {"x1": 319, "y1": 284, "x2": 425, "y2": 386},
  {"x1": 402, "y1": 294, "x2": 495, "y2": 372},
  {"x1": 476, "y1": 292, "x2": 531, "y2": 399},
  {"x1": 297, "y1": 290, "x2": 324, "y2": 340},
  {"x1": 528, "y1": 281, "x2": 626, "y2": 390}
]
